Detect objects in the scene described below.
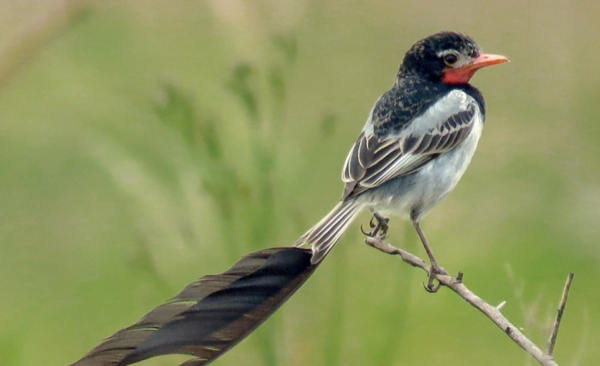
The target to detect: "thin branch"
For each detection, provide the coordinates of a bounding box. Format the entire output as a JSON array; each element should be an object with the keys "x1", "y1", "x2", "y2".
[
  {"x1": 364, "y1": 237, "x2": 562, "y2": 366},
  {"x1": 548, "y1": 273, "x2": 574, "y2": 356}
]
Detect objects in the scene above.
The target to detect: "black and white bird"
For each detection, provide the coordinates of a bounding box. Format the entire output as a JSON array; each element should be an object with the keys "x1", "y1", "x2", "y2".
[{"x1": 296, "y1": 32, "x2": 508, "y2": 289}]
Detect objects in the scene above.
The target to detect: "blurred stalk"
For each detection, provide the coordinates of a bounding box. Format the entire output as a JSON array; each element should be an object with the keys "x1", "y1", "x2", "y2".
[
  {"x1": 153, "y1": 83, "x2": 243, "y2": 263},
  {"x1": 0, "y1": 0, "x2": 91, "y2": 88},
  {"x1": 155, "y1": 30, "x2": 303, "y2": 366},
  {"x1": 225, "y1": 33, "x2": 298, "y2": 253},
  {"x1": 365, "y1": 221, "x2": 416, "y2": 366},
  {"x1": 224, "y1": 32, "x2": 298, "y2": 366},
  {"x1": 128, "y1": 236, "x2": 171, "y2": 294},
  {"x1": 377, "y1": 227, "x2": 414, "y2": 366},
  {"x1": 267, "y1": 33, "x2": 297, "y2": 150},
  {"x1": 323, "y1": 237, "x2": 350, "y2": 366}
]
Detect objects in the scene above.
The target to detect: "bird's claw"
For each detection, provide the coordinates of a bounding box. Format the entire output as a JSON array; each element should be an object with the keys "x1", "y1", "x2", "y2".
[
  {"x1": 360, "y1": 216, "x2": 377, "y2": 235},
  {"x1": 361, "y1": 213, "x2": 389, "y2": 239},
  {"x1": 423, "y1": 262, "x2": 447, "y2": 293},
  {"x1": 360, "y1": 224, "x2": 371, "y2": 236},
  {"x1": 423, "y1": 280, "x2": 441, "y2": 293}
]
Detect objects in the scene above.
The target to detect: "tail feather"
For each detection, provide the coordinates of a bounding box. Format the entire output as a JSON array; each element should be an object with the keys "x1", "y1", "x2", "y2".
[
  {"x1": 296, "y1": 199, "x2": 362, "y2": 264},
  {"x1": 69, "y1": 248, "x2": 317, "y2": 366}
]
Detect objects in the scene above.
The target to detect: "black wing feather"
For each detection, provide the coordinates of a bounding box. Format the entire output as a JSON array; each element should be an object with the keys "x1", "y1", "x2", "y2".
[{"x1": 341, "y1": 101, "x2": 478, "y2": 200}]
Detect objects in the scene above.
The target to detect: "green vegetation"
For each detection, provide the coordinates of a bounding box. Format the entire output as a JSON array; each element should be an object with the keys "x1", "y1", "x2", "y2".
[{"x1": 0, "y1": 2, "x2": 599, "y2": 366}]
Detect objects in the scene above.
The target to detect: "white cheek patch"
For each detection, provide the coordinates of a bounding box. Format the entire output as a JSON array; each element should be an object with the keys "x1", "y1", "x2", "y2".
[{"x1": 437, "y1": 49, "x2": 471, "y2": 69}]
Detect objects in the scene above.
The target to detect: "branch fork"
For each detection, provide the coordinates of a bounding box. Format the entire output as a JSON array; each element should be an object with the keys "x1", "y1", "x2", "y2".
[{"x1": 364, "y1": 236, "x2": 573, "y2": 366}]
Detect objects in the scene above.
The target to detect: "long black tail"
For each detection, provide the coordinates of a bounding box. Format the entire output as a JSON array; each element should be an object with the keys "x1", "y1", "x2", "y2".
[{"x1": 69, "y1": 247, "x2": 317, "y2": 366}]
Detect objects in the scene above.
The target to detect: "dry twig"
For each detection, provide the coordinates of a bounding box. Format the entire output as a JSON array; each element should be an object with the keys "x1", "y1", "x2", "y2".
[
  {"x1": 547, "y1": 273, "x2": 574, "y2": 356},
  {"x1": 364, "y1": 236, "x2": 571, "y2": 366}
]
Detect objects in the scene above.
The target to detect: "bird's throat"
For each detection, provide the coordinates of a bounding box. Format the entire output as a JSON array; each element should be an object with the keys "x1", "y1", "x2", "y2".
[{"x1": 441, "y1": 68, "x2": 476, "y2": 84}]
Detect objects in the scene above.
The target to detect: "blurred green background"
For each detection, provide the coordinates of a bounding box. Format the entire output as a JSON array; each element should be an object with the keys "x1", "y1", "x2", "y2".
[{"x1": 0, "y1": 1, "x2": 599, "y2": 365}]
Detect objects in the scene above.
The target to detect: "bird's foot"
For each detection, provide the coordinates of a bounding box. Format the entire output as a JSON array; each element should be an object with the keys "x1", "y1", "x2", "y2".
[
  {"x1": 423, "y1": 260, "x2": 448, "y2": 293},
  {"x1": 360, "y1": 213, "x2": 390, "y2": 239}
]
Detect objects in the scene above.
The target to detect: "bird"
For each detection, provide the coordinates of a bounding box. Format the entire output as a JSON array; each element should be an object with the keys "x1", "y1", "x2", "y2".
[{"x1": 295, "y1": 31, "x2": 508, "y2": 290}]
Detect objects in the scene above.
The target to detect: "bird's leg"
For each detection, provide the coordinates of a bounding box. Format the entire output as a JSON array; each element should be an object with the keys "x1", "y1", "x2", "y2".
[
  {"x1": 360, "y1": 212, "x2": 390, "y2": 239},
  {"x1": 412, "y1": 221, "x2": 447, "y2": 292}
]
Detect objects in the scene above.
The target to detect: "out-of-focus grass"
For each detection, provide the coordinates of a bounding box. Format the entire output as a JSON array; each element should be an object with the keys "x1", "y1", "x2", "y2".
[{"x1": 1, "y1": 2, "x2": 599, "y2": 366}]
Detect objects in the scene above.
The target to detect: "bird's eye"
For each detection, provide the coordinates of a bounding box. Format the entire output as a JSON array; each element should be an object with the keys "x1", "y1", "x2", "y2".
[{"x1": 443, "y1": 53, "x2": 458, "y2": 66}]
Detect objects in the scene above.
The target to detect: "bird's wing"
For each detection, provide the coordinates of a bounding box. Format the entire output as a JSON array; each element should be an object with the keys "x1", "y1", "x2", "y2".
[{"x1": 341, "y1": 90, "x2": 481, "y2": 200}]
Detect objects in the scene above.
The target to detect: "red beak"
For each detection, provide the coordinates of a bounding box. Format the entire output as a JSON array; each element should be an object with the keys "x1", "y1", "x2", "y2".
[{"x1": 441, "y1": 53, "x2": 509, "y2": 84}]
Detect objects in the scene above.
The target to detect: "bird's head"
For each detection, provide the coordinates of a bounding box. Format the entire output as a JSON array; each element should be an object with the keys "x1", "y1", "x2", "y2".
[{"x1": 400, "y1": 31, "x2": 508, "y2": 84}]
